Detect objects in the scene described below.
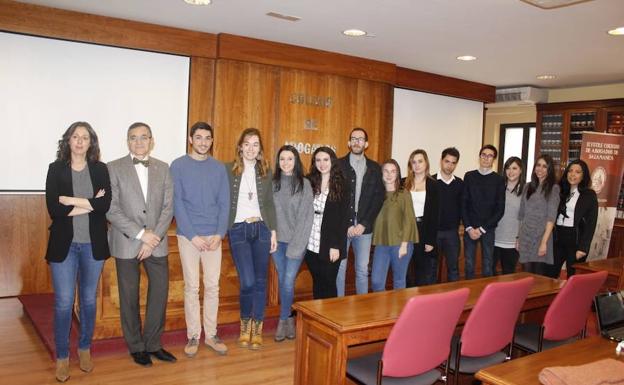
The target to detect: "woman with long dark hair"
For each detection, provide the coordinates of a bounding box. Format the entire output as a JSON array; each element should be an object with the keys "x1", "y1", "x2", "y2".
[
  {"x1": 45, "y1": 122, "x2": 111, "y2": 382},
  {"x1": 226, "y1": 128, "x2": 277, "y2": 350},
  {"x1": 404, "y1": 149, "x2": 439, "y2": 286},
  {"x1": 517, "y1": 154, "x2": 560, "y2": 276},
  {"x1": 370, "y1": 159, "x2": 419, "y2": 291},
  {"x1": 305, "y1": 146, "x2": 350, "y2": 299},
  {"x1": 550, "y1": 159, "x2": 598, "y2": 278},
  {"x1": 493, "y1": 157, "x2": 525, "y2": 274},
  {"x1": 271, "y1": 145, "x2": 314, "y2": 341}
]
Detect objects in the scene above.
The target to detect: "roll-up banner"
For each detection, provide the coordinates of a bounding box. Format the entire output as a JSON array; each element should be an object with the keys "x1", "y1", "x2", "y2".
[{"x1": 581, "y1": 132, "x2": 624, "y2": 260}]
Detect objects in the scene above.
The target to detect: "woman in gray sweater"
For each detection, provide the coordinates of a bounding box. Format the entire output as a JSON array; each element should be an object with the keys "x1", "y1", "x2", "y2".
[
  {"x1": 493, "y1": 157, "x2": 525, "y2": 275},
  {"x1": 517, "y1": 154, "x2": 560, "y2": 276},
  {"x1": 272, "y1": 145, "x2": 314, "y2": 341}
]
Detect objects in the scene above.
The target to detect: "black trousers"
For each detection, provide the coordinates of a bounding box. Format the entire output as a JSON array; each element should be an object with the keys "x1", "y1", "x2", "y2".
[
  {"x1": 115, "y1": 256, "x2": 169, "y2": 353},
  {"x1": 551, "y1": 225, "x2": 586, "y2": 278},
  {"x1": 493, "y1": 246, "x2": 519, "y2": 275},
  {"x1": 305, "y1": 250, "x2": 340, "y2": 299},
  {"x1": 407, "y1": 222, "x2": 437, "y2": 287}
]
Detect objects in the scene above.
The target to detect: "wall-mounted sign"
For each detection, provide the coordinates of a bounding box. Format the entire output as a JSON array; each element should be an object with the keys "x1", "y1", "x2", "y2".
[
  {"x1": 285, "y1": 140, "x2": 337, "y2": 155},
  {"x1": 289, "y1": 93, "x2": 333, "y2": 108}
]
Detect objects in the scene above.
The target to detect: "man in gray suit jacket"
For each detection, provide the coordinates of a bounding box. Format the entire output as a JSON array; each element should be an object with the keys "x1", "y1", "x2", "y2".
[{"x1": 107, "y1": 122, "x2": 175, "y2": 367}]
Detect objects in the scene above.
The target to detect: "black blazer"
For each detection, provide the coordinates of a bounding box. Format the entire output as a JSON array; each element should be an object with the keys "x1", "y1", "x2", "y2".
[
  {"x1": 45, "y1": 160, "x2": 112, "y2": 262},
  {"x1": 339, "y1": 155, "x2": 384, "y2": 234},
  {"x1": 400, "y1": 176, "x2": 440, "y2": 246},
  {"x1": 557, "y1": 188, "x2": 598, "y2": 254},
  {"x1": 317, "y1": 180, "x2": 351, "y2": 262}
]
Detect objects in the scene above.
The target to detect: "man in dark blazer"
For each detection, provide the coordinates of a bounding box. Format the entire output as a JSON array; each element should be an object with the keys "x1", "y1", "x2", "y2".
[{"x1": 106, "y1": 122, "x2": 175, "y2": 367}]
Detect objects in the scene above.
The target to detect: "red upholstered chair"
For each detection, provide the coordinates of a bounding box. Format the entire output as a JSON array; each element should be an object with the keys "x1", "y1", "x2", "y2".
[
  {"x1": 514, "y1": 270, "x2": 608, "y2": 353},
  {"x1": 346, "y1": 288, "x2": 470, "y2": 385},
  {"x1": 447, "y1": 277, "x2": 534, "y2": 385}
]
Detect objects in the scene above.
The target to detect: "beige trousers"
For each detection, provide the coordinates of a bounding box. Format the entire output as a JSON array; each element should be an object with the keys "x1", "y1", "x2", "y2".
[{"x1": 177, "y1": 235, "x2": 222, "y2": 341}]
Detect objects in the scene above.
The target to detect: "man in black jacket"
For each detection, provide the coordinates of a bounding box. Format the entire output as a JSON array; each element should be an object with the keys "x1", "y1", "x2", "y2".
[{"x1": 337, "y1": 128, "x2": 385, "y2": 296}]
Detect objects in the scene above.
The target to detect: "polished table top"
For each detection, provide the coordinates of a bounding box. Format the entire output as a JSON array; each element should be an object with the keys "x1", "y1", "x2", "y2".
[
  {"x1": 476, "y1": 336, "x2": 623, "y2": 385},
  {"x1": 575, "y1": 257, "x2": 624, "y2": 275},
  {"x1": 293, "y1": 272, "x2": 564, "y2": 333}
]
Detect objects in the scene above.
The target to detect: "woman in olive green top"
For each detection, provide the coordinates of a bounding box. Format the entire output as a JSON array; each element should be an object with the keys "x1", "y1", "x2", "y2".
[{"x1": 371, "y1": 159, "x2": 419, "y2": 291}]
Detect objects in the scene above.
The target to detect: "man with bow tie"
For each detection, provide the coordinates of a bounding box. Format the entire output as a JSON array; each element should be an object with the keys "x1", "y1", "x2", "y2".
[{"x1": 107, "y1": 122, "x2": 175, "y2": 367}]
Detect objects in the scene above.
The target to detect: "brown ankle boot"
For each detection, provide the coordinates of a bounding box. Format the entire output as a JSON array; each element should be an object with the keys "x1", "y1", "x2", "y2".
[
  {"x1": 238, "y1": 318, "x2": 252, "y2": 348},
  {"x1": 250, "y1": 319, "x2": 264, "y2": 350},
  {"x1": 55, "y1": 358, "x2": 70, "y2": 382},
  {"x1": 78, "y1": 348, "x2": 94, "y2": 372}
]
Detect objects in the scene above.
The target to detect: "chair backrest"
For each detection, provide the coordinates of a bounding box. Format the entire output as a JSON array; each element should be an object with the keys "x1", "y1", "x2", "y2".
[
  {"x1": 460, "y1": 277, "x2": 534, "y2": 357},
  {"x1": 382, "y1": 287, "x2": 470, "y2": 377},
  {"x1": 543, "y1": 270, "x2": 608, "y2": 341}
]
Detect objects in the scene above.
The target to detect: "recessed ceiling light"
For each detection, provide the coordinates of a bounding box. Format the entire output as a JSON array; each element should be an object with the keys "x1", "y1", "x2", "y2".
[
  {"x1": 184, "y1": 0, "x2": 211, "y2": 5},
  {"x1": 456, "y1": 55, "x2": 477, "y2": 61},
  {"x1": 536, "y1": 74, "x2": 556, "y2": 80},
  {"x1": 342, "y1": 29, "x2": 367, "y2": 37},
  {"x1": 607, "y1": 27, "x2": 624, "y2": 36}
]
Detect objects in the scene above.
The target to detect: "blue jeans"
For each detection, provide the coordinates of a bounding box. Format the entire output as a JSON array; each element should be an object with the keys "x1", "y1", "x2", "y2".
[
  {"x1": 370, "y1": 243, "x2": 414, "y2": 291},
  {"x1": 336, "y1": 232, "x2": 372, "y2": 296},
  {"x1": 50, "y1": 242, "x2": 104, "y2": 359},
  {"x1": 271, "y1": 242, "x2": 304, "y2": 320},
  {"x1": 228, "y1": 221, "x2": 271, "y2": 321},
  {"x1": 463, "y1": 230, "x2": 495, "y2": 279},
  {"x1": 436, "y1": 229, "x2": 460, "y2": 282}
]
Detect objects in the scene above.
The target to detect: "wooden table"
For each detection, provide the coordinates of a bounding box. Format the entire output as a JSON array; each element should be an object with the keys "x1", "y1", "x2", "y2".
[
  {"x1": 292, "y1": 272, "x2": 563, "y2": 385},
  {"x1": 476, "y1": 336, "x2": 622, "y2": 385},
  {"x1": 575, "y1": 257, "x2": 624, "y2": 292}
]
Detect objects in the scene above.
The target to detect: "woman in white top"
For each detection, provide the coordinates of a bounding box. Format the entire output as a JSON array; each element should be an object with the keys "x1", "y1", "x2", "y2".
[
  {"x1": 551, "y1": 159, "x2": 598, "y2": 278},
  {"x1": 404, "y1": 149, "x2": 439, "y2": 286}
]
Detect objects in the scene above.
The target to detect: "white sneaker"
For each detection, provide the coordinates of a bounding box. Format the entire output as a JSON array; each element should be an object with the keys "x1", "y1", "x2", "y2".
[
  {"x1": 205, "y1": 335, "x2": 228, "y2": 356},
  {"x1": 184, "y1": 337, "x2": 200, "y2": 357}
]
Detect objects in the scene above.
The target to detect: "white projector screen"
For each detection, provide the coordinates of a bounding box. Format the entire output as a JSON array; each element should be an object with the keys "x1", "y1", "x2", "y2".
[
  {"x1": 0, "y1": 32, "x2": 190, "y2": 191},
  {"x1": 392, "y1": 88, "x2": 484, "y2": 179}
]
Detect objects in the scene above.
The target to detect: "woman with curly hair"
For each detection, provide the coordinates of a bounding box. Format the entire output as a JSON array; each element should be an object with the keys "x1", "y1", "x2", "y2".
[
  {"x1": 45, "y1": 121, "x2": 111, "y2": 382},
  {"x1": 305, "y1": 146, "x2": 350, "y2": 299},
  {"x1": 550, "y1": 159, "x2": 598, "y2": 278}
]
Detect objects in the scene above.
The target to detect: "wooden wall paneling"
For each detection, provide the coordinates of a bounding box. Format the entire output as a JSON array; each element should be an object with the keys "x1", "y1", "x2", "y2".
[
  {"x1": 218, "y1": 33, "x2": 396, "y2": 84},
  {"x1": 0, "y1": 195, "x2": 51, "y2": 297},
  {"x1": 396, "y1": 66, "x2": 496, "y2": 103},
  {"x1": 188, "y1": 57, "x2": 216, "y2": 128},
  {"x1": 0, "y1": 0, "x2": 217, "y2": 58},
  {"x1": 353, "y1": 80, "x2": 394, "y2": 162}
]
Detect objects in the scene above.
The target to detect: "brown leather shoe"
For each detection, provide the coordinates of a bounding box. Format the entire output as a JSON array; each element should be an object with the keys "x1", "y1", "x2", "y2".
[
  {"x1": 238, "y1": 318, "x2": 252, "y2": 348},
  {"x1": 78, "y1": 348, "x2": 94, "y2": 372},
  {"x1": 55, "y1": 358, "x2": 70, "y2": 382},
  {"x1": 250, "y1": 319, "x2": 264, "y2": 350}
]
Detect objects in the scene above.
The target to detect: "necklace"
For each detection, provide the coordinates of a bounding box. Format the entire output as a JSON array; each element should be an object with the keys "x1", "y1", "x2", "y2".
[{"x1": 242, "y1": 171, "x2": 255, "y2": 201}]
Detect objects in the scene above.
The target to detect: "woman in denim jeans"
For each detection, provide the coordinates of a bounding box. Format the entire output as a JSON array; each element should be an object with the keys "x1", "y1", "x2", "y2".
[
  {"x1": 45, "y1": 122, "x2": 111, "y2": 382},
  {"x1": 271, "y1": 145, "x2": 314, "y2": 341},
  {"x1": 370, "y1": 159, "x2": 419, "y2": 291},
  {"x1": 226, "y1": 128, "x2": 277, "y2": 350}
]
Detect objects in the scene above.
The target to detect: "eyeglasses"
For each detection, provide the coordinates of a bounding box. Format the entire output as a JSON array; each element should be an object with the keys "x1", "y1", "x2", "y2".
[
  {"x1": 480, "y1": 153, "x2": 495, "y2": 159},
  {"x1": 129, "y1": 135, "x2": 152, "y2": 142},
  {"x1": 350, "y1": 137, "x2": 366, "y2": 143}
]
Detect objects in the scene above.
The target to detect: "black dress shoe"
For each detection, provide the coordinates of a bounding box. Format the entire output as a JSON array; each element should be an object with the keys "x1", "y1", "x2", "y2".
[
  {"x1": 131, "y1": 351, "x2": 153, "y2": 367},
  {"x1": 148, "y1": 348, "x2": 177, "y2": 363}
]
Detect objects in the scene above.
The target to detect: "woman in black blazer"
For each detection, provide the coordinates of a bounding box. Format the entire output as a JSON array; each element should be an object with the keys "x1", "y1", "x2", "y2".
[
  {"x1": 404, "y1": 149, "x2": 439, "y2": 286},
  {"x1": 550, "y1": 159, "x2": 598, "y2": 278},
  {"x1": 45, "y1": 122, "x2": 111, "y2": 382},
  {"x1": 305, "y1": 146, "x2": 350, "y2": 299}
]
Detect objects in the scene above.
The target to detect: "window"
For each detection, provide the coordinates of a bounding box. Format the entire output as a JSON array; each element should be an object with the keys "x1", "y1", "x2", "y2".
[{"x1": 499, "y1": 123, "x2": 536, "y2": 181}]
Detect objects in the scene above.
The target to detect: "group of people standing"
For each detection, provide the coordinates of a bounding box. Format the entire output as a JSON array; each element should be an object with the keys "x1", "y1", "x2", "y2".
[{"x1": 44, "y1": 122, "x2": 599, "y2": 383}]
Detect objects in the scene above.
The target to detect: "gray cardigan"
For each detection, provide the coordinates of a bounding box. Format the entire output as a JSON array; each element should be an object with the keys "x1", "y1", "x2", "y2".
[{"x1": 273, "y1": 175, "x2": 314, "y2": 259}]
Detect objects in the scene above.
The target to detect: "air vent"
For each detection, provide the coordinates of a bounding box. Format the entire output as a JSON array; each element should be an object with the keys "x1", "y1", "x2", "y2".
[
  {"x1": 492, "y1": 87, "x2": 548, "y2": 106},
  {"x1": 266, "y1": 12, "x2": 301, "y2": 22}
]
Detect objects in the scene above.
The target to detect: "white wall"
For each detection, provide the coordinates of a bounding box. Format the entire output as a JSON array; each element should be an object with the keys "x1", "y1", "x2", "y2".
[
  {"x1": 392, "y1": 88, "x2": 484, "y2": 178},
  {"x1": 0, "y1": 32, "x2": 190, "y2": 191}
]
